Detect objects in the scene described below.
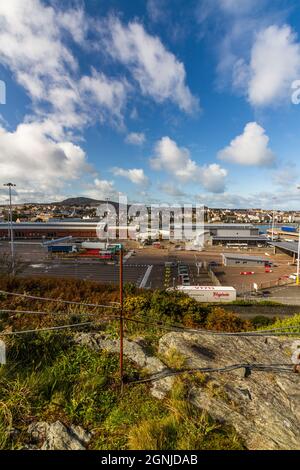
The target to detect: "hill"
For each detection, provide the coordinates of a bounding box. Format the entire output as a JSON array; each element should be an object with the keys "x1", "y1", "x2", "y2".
[{"x1": 56, "y1": 197, "x2": 105, "y2": 206}]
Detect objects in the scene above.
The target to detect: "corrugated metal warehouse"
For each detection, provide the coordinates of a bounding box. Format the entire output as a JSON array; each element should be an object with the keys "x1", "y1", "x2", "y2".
[{"x1": 222, "y1": 253, "x2": 271, "y2": 267}]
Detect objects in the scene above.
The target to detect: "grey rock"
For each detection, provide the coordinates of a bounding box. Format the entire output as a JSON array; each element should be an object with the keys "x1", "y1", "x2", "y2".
[
  {"x1": 74, "y1": 332, "x2": 174, "y2": 397},
  {"x1": 27, "y1": 421, "x2": 92, "y2": 451},
  {"x1": 157, "y1": 332, "x2": 300, "y2": 450},
  {"x1": 74, "y1": 331, "x2": 300, "y2": 449}
]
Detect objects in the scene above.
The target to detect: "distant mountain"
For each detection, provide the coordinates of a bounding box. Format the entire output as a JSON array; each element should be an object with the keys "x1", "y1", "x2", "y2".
[{"x1": 56, "y1": 197, "x2": 105, "y2": 206}]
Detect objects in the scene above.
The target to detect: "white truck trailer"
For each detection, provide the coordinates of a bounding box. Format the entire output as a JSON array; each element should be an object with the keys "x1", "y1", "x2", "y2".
[
  {"x1": 81, "y1": 242, "x2": 107, "y2": 250},
  {"x1": 171, "y1": 286, "x2": 236, "y2": 303}
]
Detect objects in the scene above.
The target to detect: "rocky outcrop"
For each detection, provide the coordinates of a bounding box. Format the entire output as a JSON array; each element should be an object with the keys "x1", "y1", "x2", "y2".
[
  {"x1": 158, "y1": 332, "x2": 300, "y2": 450},
  {"x1": 73, "y1": 331, "x2": 300, "y2": 449},
  {"x1": 27, "y1": 421, "x2": 92, "y2": 450},
  {"x1": 74, "y1": 333, "x2": 174, "y2": 398}
]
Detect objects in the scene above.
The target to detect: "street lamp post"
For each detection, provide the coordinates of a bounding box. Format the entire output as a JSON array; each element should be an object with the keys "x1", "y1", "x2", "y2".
[
  {"x1": 297, "y1": 226, "x2": 300, "y2": 286},
  {"x1": 271, "y1": 209, "x2": 275, "y2": 241},
  {"x1": 106, "y1": 197, "x2": 109, "y2": 248},
  {"x1": 271, "y1": 197, "x2": 277, "y2": 242},
  {"x1": 296, "y1": 187, "x2": 300, "y2": 285},
  {"x1": 3, "y1": 183, "x2": 16, "y2": 275}
]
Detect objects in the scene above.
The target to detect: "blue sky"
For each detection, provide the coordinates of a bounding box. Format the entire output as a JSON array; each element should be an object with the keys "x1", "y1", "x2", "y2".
[{"x1": 1, "y1": 0, "x2": 300, "y2": 209}]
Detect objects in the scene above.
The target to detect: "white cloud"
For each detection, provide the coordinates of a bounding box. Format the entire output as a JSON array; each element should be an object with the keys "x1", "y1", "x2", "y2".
[
  {"x1": 0, "y1": 121, "x2": 88, "y2": 192},
  {"x1": 0, "y1": 1, "x2": 130, "y2": 200},
  {"x1": 151, "y1": 136, "x2": 227, "y2": 193},
  {"x1": 196, "y1": 0, "x2": 293, "y2": 106},
  {"x1": 272, "y1": 165, "x2": 298, "y2": 187},
  {"x1": 197, "y1": 189, "x2": 300, "y2": 210},
  {"x1": 147, "y1": 0, "x2": 167, "y2": 23},
  {"x1": 0, "y1": 1, "x2": 77, "y2": 98},
  {"x1": 112, "y1": 168, "x2": 149, "y2": 186},
  {"x1": 218, "y1": 122, "x2": 276, "y2": 167},
  {"x1": 103, "y1": 17, "x2": 199, "y2": 113},
  {"x1": 125, "y1": 132, "x2": 146, "y2": 145},
  {"x1": 0, "y1": 1, "x2": 128, "y2": 131},
  {"x1": 201, "y1": 164, "x2": 228, "y2": 193},
  {"x1": 79, "y1": 70, "x2": 128, "y2": 127},
  {"x1": 84, "y1": 178, "x2": 117, "y2": 201},
  {"x1": 158, "y1": 183, "x2": 187, "y2": 198},
  {"x1": 248, "y1": 25, "x2": 300, "y2": 106},
  {"x1": 94, "y1": 178, "x2": 116, "y2": 194},
  {"x1": 218, "y1": 0, "x2": 255, "y2": 14}
]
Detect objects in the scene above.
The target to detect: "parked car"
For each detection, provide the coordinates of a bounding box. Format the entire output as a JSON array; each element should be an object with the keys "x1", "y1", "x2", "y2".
[{"x1": 262, "y1": 290, "x2": 271, "y2": 297}]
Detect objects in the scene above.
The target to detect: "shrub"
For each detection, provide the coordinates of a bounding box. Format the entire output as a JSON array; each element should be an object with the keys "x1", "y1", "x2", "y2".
[{"x1": 204, "y1": 308, "x2": 251, "y2": 332}]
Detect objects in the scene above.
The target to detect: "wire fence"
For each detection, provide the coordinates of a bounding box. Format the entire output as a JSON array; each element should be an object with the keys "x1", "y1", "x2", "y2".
[
  {"x1": 130, "y1": 363, "x2": 295, "y2": 384},
  {"x1": 0, "y1": 289, "x2": 120, "y2": 309},
  {"x1": 1, "y1": 290, "x2": 299, "y2": 382},
  {"x1": 1, "y1": 307, "x2": 300, "y2": 337}
]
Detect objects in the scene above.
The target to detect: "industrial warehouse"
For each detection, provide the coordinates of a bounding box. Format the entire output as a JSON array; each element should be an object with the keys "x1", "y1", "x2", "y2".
[
  {"x1": 222, "y1": 254, "x2": 272, "y2": 267},
  {"x1": 0, "y1": 221, "x2": 268, "y2": 247}
]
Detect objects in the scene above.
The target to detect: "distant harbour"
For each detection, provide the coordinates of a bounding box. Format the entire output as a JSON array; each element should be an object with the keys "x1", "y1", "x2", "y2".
[{"x1": 255, "y1": 224, "x2": 297, "y2": 234}]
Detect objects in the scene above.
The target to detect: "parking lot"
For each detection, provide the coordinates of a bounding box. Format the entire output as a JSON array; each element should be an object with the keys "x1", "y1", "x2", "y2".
[
  {"x1": 1, "y1": 241, "x2": 298, "y2": 294},
  {"x1": 212, "y1": 251, "x2": 296, "y2": 294}
]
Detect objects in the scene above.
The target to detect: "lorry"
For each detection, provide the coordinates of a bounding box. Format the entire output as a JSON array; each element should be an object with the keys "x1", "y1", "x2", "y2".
[
  {"x1": 169, "y1": 286, "x2": 236, "y2": 303},
  {"x1": 81, "y1": 242, "x2": 107, "y2": 250},
  {"x1": 281, "y1": 226, "x2": 297, "y2": 233},
  {"x1": 47, "y1": 245, "x2": 77, "y2": 254}
]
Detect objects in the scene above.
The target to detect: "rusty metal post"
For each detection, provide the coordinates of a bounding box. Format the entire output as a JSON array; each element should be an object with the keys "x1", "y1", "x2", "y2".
[{"x1": 119, "y1": 247, "x2": 124, "y2": 390}]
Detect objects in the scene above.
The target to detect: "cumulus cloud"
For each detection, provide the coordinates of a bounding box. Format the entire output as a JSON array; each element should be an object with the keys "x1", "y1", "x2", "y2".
[
  {"x1": 197, "y1": 189, "x2": 300, "y2": 210},
  {"x1": 0, "y1": 121, "x2": 88, "y2": 193},
  {"x1": 0, "y1": 1, "x2": 128, "y2": 131},
  {"x1": 79, "y1": 70, "x2": 128, "y2": 127},
  {"x1": 196, "y1": 1, "x2": 297, "y2": 107},
  {"x1": 112, "y1": 167, "x2": 149, "y2": 186},
  {"x1": 0, "y1": 1, "x2": 131, "y2": 200},
  {"x1": 83, "y1": 178, "x2": 118, "y2": 201},
  {"x1": 125, "y1": 132, "x2": 146, "y2": 145},
  {"x1": 218, "y1": 122, "x2": 276, "y2": 167},
  {"x1": 247, "y1": 25, "x2": 300, "y2": 106},
  {"x1": 151, "y1": 136, "x2": 227, "y2": 193},
  {"x1": 102, "y1": 17, "x2": 199, "y2": 113}
]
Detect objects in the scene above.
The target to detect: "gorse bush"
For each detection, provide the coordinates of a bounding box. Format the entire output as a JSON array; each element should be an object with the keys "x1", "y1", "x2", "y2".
[{"x1": 124, "y1": 290, "x2": 250, "y2": 332}]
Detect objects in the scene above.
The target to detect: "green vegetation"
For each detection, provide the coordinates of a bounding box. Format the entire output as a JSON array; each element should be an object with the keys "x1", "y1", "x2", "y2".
[
  {"x1": 127, "y1": 381, "x2": 244, "y2": 450},
  {"x1": 1, "y1": 275, "x2": 297, "y2": 450},
  {"x1": 0, "y1": 332, "x2": 244, "y2": 450},
  {"x1": 259, "y1": 313, "x2": 300, "y2": 330}
]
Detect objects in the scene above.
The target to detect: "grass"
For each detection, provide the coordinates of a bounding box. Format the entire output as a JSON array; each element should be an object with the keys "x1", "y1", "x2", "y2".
[
  {"x1": 1, "y1": 275, "x2": 291, "y2": 450},
  {"x1": 127, "y1": 380, "x2": 244, "y2": 450},
  {"x1": 0, "y1": 331, "x2": 245, "y2": 450}
]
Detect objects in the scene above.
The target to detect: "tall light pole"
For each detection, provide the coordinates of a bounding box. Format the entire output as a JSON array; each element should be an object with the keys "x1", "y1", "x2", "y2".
[
  {"x1": 271, "y1": 209, "x2": 275, "y2": 241},
  {"x1": 106, "y1": 197, "x2": 109, "y2": 248},
  {"x1": 271, "y1": 197, "x2": 276, "y2": 241},
  {"x1": 297, "y1": 187, "x2": 300, "y2": 285},
  {"x1": 3, "y1": 183, "x2": 16, "y2": 275}
]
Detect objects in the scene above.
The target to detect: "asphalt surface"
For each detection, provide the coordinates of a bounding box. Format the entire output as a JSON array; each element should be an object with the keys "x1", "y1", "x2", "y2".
[
  {"x1": 20, "y1": 261, "x2": 147, "y2": 286},
  {"x1": 1, "y1": 242, "x2": 300, "y2": 304}
]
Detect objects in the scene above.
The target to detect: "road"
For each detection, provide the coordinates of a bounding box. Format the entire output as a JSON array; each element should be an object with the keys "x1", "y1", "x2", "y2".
[{"x1": 246, "y1": 285, "x2": 300, "y2": 306}]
